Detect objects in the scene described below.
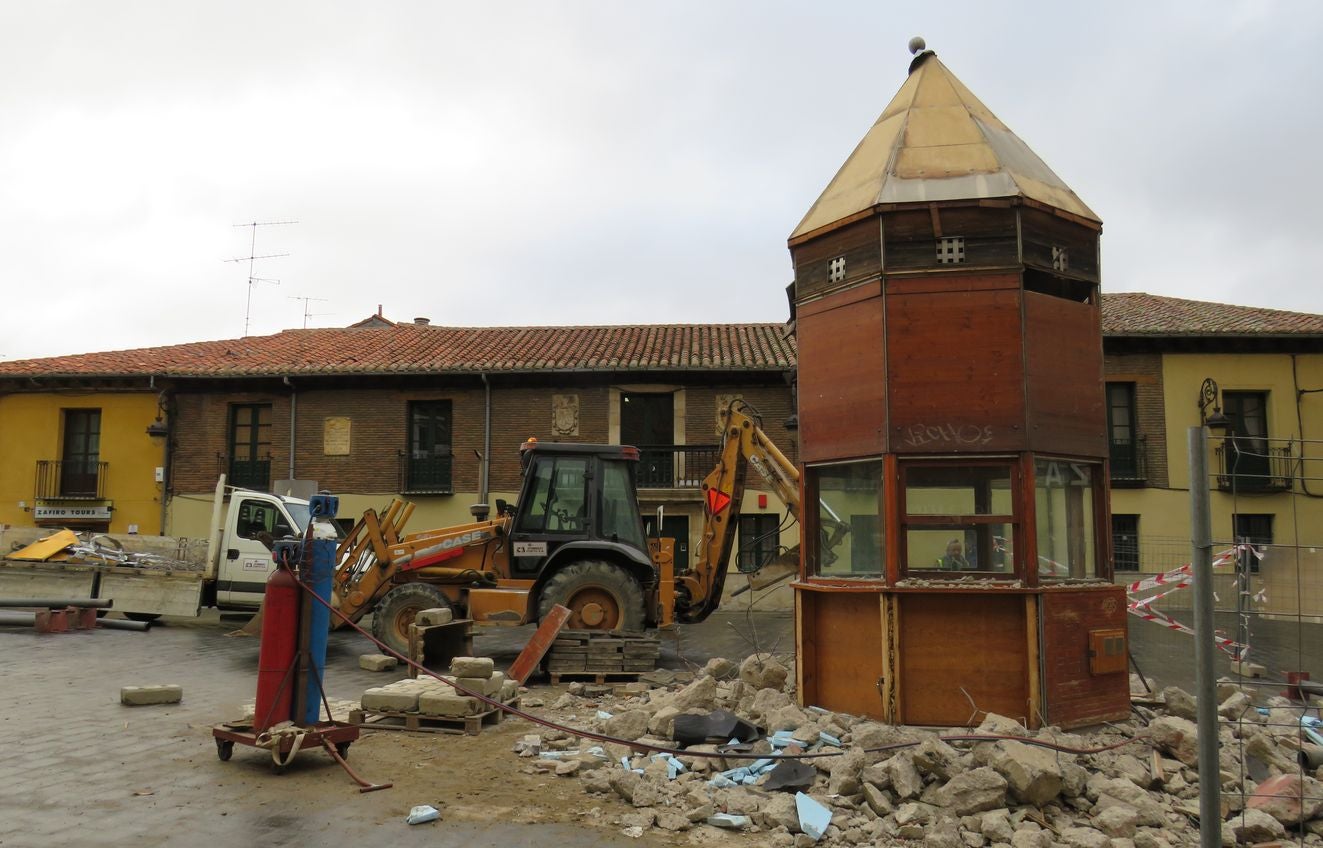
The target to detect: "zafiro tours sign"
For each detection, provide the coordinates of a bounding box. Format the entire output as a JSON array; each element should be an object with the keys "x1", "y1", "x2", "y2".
[{"x1": 34, "y1": 505, "x2": 112, "y2": 520}]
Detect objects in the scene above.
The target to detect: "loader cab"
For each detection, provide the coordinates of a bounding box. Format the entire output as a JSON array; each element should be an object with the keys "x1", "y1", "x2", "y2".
[{"x1": 508, "y1": 441, "x2": 649, "y2": 577}]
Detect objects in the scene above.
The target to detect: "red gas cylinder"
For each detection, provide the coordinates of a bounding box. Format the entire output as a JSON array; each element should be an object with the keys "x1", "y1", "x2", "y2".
[{"x1": 253, "y1": 566, "x2": 301, "y2": 731}]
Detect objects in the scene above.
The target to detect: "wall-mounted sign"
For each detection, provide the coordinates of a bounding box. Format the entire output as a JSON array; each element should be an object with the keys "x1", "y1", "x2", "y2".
[
  {"x1": 324, "y1": 417, "x2": 352, "y2": 455},
  {"x1": 34, "y1": 505, "x2": 112, "y2": 521}
]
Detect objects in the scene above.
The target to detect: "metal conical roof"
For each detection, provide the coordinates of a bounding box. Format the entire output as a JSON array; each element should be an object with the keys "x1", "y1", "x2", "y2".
[{"x1": 791, "y1": 52, "x2": 1099, "y2": 241}]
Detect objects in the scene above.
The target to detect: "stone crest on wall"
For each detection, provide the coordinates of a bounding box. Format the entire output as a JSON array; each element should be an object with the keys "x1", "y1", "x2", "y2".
[{"x1": 552, "y1": 394, "x2": 580, "y2": 437}]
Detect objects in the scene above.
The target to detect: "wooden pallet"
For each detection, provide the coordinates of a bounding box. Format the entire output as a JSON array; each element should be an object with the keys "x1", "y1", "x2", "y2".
[
  {"x1": 349, "y1": 697, "x2": 518, "y2": 736},
  {"x1": 548, "y1": 671, "x2": 646, "y2": 684}
]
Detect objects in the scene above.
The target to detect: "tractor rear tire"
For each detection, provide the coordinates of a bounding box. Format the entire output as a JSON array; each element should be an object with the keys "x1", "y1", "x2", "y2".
[
  {"x1": 538, "y1": 561, "x2": 645, "y2": 632},
  {"x1": 371, "y1": 583, "x2": 449, "y2": 658}
]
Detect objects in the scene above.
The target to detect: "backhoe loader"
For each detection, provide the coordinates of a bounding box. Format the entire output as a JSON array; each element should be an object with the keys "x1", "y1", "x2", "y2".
[{"x1": 329, "y1": 400, "x2": 842, "y2": 655}]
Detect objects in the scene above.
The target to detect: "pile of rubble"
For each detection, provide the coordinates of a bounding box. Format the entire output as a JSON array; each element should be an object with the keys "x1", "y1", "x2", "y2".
[{"x1": 510, "y1": 656, "x2": 1323, "y2": 847}]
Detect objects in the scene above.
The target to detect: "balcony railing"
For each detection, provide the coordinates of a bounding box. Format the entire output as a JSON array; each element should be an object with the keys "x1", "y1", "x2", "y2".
[
  {"x1": 1215, "y1": 440, "x2": 1293, "y2": 492},
  {"x1": 35, "y1": 460, "x2": 108, "y2": 499},
  {"x1": 633, "y1": 444, "x2": 720, "y2": 489},
  {"x1": 220, "y1": 454, "x2": 271, "y2": 491},
  {"x1": 1109, "y1": 437, "x2": 1147, "y2": 486},
  {"x1": 401, "y1": 454, "x2": 453, "y2": 494}
]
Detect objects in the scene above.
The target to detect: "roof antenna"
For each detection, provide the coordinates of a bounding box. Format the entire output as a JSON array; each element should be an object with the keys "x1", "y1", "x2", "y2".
[
  {"x1": 225, "y1": 219, "x2": 298, "y2": 336},
  {"x1": 288, "y1": 295, "x2": 331, "y2": 329}
]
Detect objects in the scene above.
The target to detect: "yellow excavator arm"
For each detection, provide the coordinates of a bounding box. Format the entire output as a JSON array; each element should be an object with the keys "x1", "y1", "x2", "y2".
[
  {"x1": 331, "y1": 499, "x2": 506, "y2": 626},
  {"x1": 677, "y1": 400, "x2": 808, "y2": 622}
]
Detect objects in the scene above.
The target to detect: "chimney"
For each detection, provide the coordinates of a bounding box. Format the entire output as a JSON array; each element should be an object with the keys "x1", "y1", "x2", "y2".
[{"x1": 414, "y1": 317, "x2": 431, "y2": 326}]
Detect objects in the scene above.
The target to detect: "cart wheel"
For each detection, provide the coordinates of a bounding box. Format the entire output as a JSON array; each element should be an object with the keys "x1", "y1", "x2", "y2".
[
  {"x1": 216, "y1": 740, "x2": 234, "y2": 762},
  {"x1": 335, "y1": 742, "x2": 351, "y2": 760}
]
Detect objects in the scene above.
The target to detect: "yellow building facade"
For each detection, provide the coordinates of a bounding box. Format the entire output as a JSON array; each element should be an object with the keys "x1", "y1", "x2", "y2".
[
  {"x1": 0, "y1": 391, "x2": 165, "y2": 535},
  {"x1": 1103, "y1": 296, "x2": 1323, "y2": 621}
]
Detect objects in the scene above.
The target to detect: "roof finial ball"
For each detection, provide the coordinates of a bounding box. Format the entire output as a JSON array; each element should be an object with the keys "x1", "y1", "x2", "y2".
[{"x1": 908, "y1": 36, "x2": 926, "y2": 55}]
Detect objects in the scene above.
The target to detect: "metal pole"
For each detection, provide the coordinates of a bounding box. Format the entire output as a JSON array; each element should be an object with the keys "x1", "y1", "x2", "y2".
[{"x1": 1188, "y1": 425, "x2": 1221, "y2": 848}]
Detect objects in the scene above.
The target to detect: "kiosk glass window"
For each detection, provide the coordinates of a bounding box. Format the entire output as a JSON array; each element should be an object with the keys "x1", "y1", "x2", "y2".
[
  {"x1": 903, "y1": 463, "x2": 1015, "y2": 575},
  {"x1": 807, "y1": 460, "x2": 883, "y2": 577},
  {"x1": 1035, "y1": 458, "x2": 1100, "y2": 579}
]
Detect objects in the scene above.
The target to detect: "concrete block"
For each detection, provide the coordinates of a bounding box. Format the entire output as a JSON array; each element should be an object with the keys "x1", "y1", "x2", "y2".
[
  {"x1": 500, "y1": 680, "x2": 520, "y2": 702},
  {"x1": 416, "y1": 607, "x2": 453, "y2": 626},
  {"x1": 359, "y1": 654, "x2": 399, "y2": 672},
  {"x1": 418, "y1": 693, "x2": 481, "y2": 717},
  {"x1": 1231, "y1": 661, "x2": 1267, "y2": 678},
  {"x1": 449, "y1": 656, "x2": 494, "y2": 679},
  {"x1": 361, "y1": 687, "x2": 420, "y2": 712},
  {"x1": 455, "y1": 671, "x2": 505, "y2": 696},
  {"x1": 455, "y1": 677, "x2": 491, "y2": 696},
  {"x1": 121, "y1": 684, "x2": 183, "y2": 706}
]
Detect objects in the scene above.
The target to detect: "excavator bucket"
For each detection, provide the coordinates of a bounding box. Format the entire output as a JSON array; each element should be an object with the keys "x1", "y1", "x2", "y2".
[{"x1": 233, "y1": 604, "x2": 264, "y2": 637}]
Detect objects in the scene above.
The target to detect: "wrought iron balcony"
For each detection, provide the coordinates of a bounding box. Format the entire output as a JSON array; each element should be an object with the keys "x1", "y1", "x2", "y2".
[
  {"x1": 1215, "y1": 440, "x2": 1293, "y2": 492},
  {"x1": 401, "y1": 454, "x2": 453, "y2": 494},
  {"x1": 219, "y1": 454, "x2": 271, "y2": 491},
  {"x1": 633, "y1": 444, "x2": 720, "y2": 489},
  {"x1": 1108, "y1": 437, "x2": 1147, "y2": 487},
  {"x1": 35, "y1": 460, "x2": 108, "y2": 500}
]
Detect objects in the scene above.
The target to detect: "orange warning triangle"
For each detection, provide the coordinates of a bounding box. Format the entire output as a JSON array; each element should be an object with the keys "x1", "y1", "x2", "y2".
[{"x1": 706, "y1": 488, "x2": 732, "y2": 515}]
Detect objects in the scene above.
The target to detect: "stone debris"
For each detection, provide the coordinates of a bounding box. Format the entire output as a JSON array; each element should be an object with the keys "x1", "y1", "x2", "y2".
[
  {"x1": 120, "y1": 684, "x2": 183, "y2": 706},
  {"x1": 501, "y1": 658, "x2": 1323, "y2": 848},
  {"x1": 358, "y1": 653, "x2": 398, "y2": 672}
]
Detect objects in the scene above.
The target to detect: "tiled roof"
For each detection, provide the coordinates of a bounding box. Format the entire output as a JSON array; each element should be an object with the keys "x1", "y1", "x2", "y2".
[
  {"x1": 0, "y1": 323, "x2": 797, "y2": 378},
  {"x1": 3, "y1": 295, "x2": 1318, "y2": 379},
  {"x1": 1101, "y1": 293, "x2": 1323, "y2": 337}
]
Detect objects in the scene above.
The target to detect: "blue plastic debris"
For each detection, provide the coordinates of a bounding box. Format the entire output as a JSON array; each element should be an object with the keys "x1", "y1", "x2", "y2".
[
  {"x1": 596, "y1": 710, "x2": 614, "y2": 720},
  {"x1": 709, "y1": 774, "x2": 737, "y2": 788},
  {"x1": 706, "y1": 813, "x2": 751, "y2": 829},
  {"x1": 795, "y1": 792, "x2": 832, "y2": 842},
  {"x1": 769, "y1": 730, "x2": 797, "y2": 748},
  {"x1": 536, "y1": 750, "x2": 579, "y2": 760},
  {"x1": 818, "y1": 731, "x2": 842, "y2": 748},
  {"x1": 650, "y1": 753, "x2": 686, "y2": 780}
]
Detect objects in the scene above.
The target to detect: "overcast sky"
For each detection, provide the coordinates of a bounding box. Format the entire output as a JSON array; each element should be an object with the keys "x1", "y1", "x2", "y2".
[{"x1": 2, "y1": 2, "x2": 1319, "y2": 360}]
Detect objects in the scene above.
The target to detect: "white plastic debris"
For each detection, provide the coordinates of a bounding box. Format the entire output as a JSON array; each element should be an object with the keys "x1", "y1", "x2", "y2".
[{"x1": 405, "y1": 805, "x2": 440, "y2": 825}]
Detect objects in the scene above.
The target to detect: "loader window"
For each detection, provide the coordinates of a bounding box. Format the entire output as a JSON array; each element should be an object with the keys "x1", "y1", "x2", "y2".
[
  {"x1": 515, "y1": 456, "x2": 589, "y2": 535},
  {"x1": 600, "y1": 460, "x2": 647, "y2": 550}
]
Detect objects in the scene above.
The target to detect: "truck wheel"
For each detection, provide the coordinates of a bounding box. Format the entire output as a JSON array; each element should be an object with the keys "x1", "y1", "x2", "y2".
[
  {"x1": 371, "y1": 584, "x2": 448, "y2": 658},
  {"x1": 538, "y1": 561, "x2": 645, "y2": 632}
]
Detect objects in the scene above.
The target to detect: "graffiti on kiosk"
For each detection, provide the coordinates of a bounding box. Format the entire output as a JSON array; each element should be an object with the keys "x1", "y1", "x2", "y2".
[{"x1": 901, "y1": 423, "x2": 994, "y2": 448}]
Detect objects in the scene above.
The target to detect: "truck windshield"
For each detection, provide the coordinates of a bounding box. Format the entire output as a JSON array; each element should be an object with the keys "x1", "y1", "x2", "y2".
[
  {"x1": 285, "y1": 504, "x2": 310, "y2": 532},
  {"x1": 283, "y1": 504, "x2": 347, "y2": 539}
]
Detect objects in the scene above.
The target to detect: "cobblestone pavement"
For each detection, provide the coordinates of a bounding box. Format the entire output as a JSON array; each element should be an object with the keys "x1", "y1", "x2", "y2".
[{"x1": 0, "y1": 606, "x2": 1317, "y2": 847}]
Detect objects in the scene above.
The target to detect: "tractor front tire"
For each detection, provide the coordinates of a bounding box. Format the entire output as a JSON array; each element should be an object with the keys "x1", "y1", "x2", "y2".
[
  {"x1": 538, "y1": 561, "x2": 645, "y2": 632},
  {"x1": 371, "y1": 583, "x2": 449, "y2": 658}
]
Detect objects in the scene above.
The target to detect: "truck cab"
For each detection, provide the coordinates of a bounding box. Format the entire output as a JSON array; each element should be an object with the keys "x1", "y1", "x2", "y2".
[{"x1": 214, "y1": 490, "x2": 312, "y2": 609}]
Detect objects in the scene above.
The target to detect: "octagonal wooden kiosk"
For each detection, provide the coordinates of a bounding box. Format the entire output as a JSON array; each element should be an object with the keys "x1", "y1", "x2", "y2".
[{"x1": 789, "y1": 47, "x2": 1129, "y2": 730}]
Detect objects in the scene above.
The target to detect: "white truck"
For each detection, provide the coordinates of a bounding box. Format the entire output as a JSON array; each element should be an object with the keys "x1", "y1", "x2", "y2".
[{"x1": 0, "y1": 478, "x2": 312, "y2": 620}]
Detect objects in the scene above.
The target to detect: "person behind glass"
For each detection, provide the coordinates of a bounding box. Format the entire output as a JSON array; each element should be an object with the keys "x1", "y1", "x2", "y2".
[{"x1": 937, "y1": 538, "x2": 970, "y2": 570}]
